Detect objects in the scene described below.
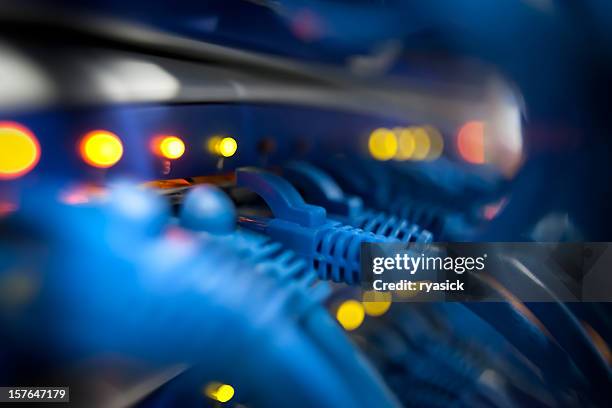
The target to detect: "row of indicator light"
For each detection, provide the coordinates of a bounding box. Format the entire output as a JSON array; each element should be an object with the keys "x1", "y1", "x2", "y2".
[
  {"x1": 4, "y1": 123, "x2": 236, "y2": 406},
  {"x1": 0, "y1": 123, "x2": 240, "y2": 401},
  {"x1": 336, "y1": 282, "x2": 446, "y2": 331},
  {"x1": 0, "y1": 122, "x2": 238, "y2": 179},
  {"x1": 368, "y1": 126, "x2": 444, "y2": 162},
  {"x1": 368, "y1": 121, "x2": 486, "y2": 164}
]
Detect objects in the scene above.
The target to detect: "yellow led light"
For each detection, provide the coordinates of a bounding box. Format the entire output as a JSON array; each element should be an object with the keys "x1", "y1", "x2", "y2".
[
  {"x1": 208, "y1": 136, "x2": 237, "y2": 158},
  {"x1": 207, "y1": 136, "x2": 221, "y2": 153},
  {"x1": 218, "y1": 137, "x2": 237, "y2": 157},
  {"x1": 204, "y1": 382, "x2": 235, "y2": 403},
  {"x1": 362, "y1": 291, "x2": 392, "y2": 316},
  {"x1": 423, "y1": 125, "x2": 444, "y2": 160},
  {"x1": 155, "y1": 135, "x2": 185, "y2": 159},
  {"x1": 336, "y1": 299, "x2": 365, "y2": 331},
  {"x1": 411, "y1": 127, "x2": 431, "y2": 160},
  {"x1": 0, "y1": 122, "x2": 40, "y2": 179},
  {"x1": 80, "y1": 130, "x2": 123, "y2": 168},
  {"x1": 368, "y1": 128, "x2": 397, "y2": 161},
  {"x1": 395, "y1": 128, "x2": 416, "y2": 160}
]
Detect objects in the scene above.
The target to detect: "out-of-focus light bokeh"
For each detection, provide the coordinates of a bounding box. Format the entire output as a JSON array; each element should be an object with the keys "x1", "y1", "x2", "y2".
[
  {"x1": 422, "y1": 126, "x2": 444, "y2": 160},
  {"x1": 336, "y1": 299, "x2": 365, "y2": 331},
  {"x1": 457, "y1": 121, "x2": 485, "y2": 164},
  {"x1": 80, "y1": 130, "x2": 124, "y2": 168},
  {"x1": 362, "y1": 291, "x2": 392, "y2": 317},
  {"x1": 219, "y1": 137, "x2": 238, "y2": 157},
  {"x1": 153, "y1": 135, "x2": 185, "y2": 160},
  {"x1": 208, "y1": 136, "x2": 238, "y2": 158},
  {"x1": 370, "y1": 126, "x2": 444, "y2": 162},
  {"x1": 204, "y1": 382, "x2": 235, "y2": 403},
  {"x1": 368, "y1": 128, "x2": 397, "y2": 161},
  {"x1": 409, "y1": 127, "x2": 431, "y2": 160},
  {"x1": 0, "y1": 122, "x2": 40, "y2": 179},
  {"x1": 395, "y1": 127, "x2": 416, "y2": 160}
]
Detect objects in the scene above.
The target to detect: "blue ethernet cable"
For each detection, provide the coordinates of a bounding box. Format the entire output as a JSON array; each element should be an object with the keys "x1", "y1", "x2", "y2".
[
  {"x1": 233, "y1": 167, "x2": 399, "y2": 285},
  {"x1": 177, "y1": 183, "x2": 403, "y2": 407},
  {"x1": 179, "y1": 183, "x2": 329, "y2": 306},
  {"x1": 141, "y1": 183, "x2": 400, "y2": 407},
  {"x1": 319, "y1": 158, "x2": 449, "y2": 237},
  {"x1": 283, "y1": 161, "x2": 433, "y2": 243},
  {"x1": 0, "y1": 182, "x2": 401, "y2": 407},
  {"x1": 359, "y1": 304, "x2": 518, "y2": 408}
]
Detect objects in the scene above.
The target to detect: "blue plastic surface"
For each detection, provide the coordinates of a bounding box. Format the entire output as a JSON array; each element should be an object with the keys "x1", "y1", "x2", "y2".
[
  {"x1": 284, "y1": 161, "x2": 432, "y2": 243},
  {"x1": 236, "y1": 167, "x2": 397, "y2": 284},
  {"x1": 180, "y1": 184, "x2": 237, "y2": 234}
]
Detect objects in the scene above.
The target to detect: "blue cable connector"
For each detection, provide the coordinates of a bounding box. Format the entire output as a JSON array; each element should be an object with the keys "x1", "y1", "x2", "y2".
[
  {"x1": 2, "y1": 182, "x2": 401, "y2": 408},
  {"x1": 283, "y1": 161, "x2": 433, "y2": 243},
  {"x1": 234, "y1": 167, "x2": 398, "y2": 284},
  {"x1": 319, "y1": 158, "x2": 449, "y2": 237},
  {"x1": 179, "y1": 183, "x2": 329, "y2": 305}
]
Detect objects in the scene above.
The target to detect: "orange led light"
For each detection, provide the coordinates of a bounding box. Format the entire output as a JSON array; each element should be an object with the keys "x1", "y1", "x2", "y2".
[
  {"x1": 0, "y1": 122, "x2": 40, "y2": 179},
  {"x1": 80, "y1": 130, "x2": 123, "y2": 168},
  {"x1": 457, "y1": 121, "x2": 485, "y2": 164},
  {"x1": 152, "y1": 135, "x2": 185, "y2": 160}
]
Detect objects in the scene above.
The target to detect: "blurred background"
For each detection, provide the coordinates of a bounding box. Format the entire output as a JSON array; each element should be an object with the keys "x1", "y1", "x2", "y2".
[{"x1": 0, "y1": 1, "x2": 611, "y2": 406}]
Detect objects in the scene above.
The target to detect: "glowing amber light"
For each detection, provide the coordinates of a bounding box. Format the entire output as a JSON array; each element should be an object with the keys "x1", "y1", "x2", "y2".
[
  {"x1": 208, "y1": 136, "x2": 238, "y2": 158},
  {"x1": 368, "y1": 128, "x2": 397, "y2": 161},
  {"x1": 411, "y1": 127, "x2": 431, "y2": 160},
  {"x1": 392, "y1": 125, "x2": 444, "y2": 161},
  {"x1": 153, "y1": 135, "x2": 185, "y2": 159},
  {"x1": 423, "y1": 125, "x2": 444, "y2": 160},
  {"x1": 395, "y1": 128, "x2": 416, "y2": 160},
  {"x1": 362, "y1": 291, "x2": 392, "y2": 316},
  {"x1": 336, "y1": 300, "x2": 365, "y2": 331},
  {"x1": 204, "y1": 382, "x2": 235, "y2": 403},
  {"x1": 457, "y1": 121, "x2": 485, "y2": 164},
  {"x1": 80, "y1": 130, "x2": 123, "y2": 168},
  {"x1": 0, "y1": 122, "x2": 40, "y2": 179},
  {"x1": 218, "y1": 137, "x2": 237, "y2": 157}
]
